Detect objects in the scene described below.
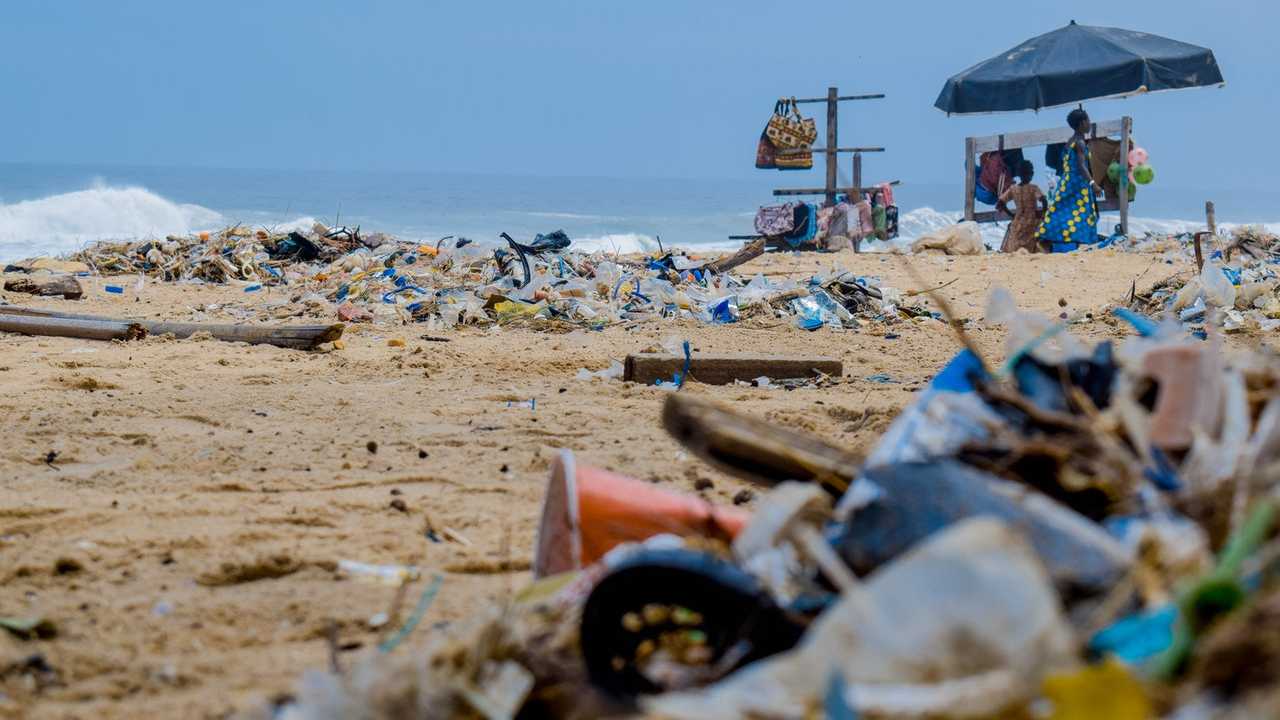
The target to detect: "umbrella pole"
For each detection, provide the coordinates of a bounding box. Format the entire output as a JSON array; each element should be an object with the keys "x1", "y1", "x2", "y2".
[{"x1": 964, "y1": 137, "x2": 977, "y2": 222}]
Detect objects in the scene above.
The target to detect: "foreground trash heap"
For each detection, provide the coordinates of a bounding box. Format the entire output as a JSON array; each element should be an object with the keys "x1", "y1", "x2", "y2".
[
  {"x1": 250, "y1": 293, "x2": 1280, "y2": 720},
  {"x1": 68, "y1": 225, "x2": 930, "y2": 331}
]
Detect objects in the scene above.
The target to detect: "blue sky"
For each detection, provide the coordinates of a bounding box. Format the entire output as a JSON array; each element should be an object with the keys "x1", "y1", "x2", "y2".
[{"x1": 2, "y1": 1, "x2": 1273, "y2": 193}]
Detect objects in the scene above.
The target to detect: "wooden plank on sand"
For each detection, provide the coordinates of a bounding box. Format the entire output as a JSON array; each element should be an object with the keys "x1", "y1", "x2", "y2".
[{"x1": 624, "y1": 352, "x2": 841, "y2": 386}]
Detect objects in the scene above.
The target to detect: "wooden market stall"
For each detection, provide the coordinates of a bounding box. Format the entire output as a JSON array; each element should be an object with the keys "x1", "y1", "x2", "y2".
[
  {"x1": 964, "y1": 116, "x2": 1134, "y2": 236},
  {"x1": 730, "y1": 86, "x2": 901, "y2": 251}
]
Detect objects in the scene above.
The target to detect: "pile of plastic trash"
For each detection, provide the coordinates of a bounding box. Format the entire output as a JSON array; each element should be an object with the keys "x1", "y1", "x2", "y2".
[
  {"x1": 251, "y1": 292, "x2": 1280, "y2": 720},
  {"x1": 67, "y1": 225, "x2": 931, "y2": 332},
  {"x1": 1127, "y1": 227, "x2": 1280, "y2": 337}
]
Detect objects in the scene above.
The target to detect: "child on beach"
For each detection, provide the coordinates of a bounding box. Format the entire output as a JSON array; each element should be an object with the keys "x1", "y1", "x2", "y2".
[{"x1": 997, "y1": 160, "x2": 1047, "y2": 253}]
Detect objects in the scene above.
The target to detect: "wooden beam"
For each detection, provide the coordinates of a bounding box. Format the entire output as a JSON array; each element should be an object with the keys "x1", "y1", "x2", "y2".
[
  {"x1": 776, "y1": 146, "x2": 885, "y2": 155},
  {"x1": 0, "y1": 306, "x2": 342, "y2": 350},
  {"x1": 825, "y1": 87, "x2": 839, "y2": 207},
  {"x1": 624, "y1": 353, "x2": 842, "y2": 386},
  {"x1": 773, "y1": 180, "x2": 900, "y2": 197},
  {"x1": 969, "y1": 120, "x2": 1126, "y2": 154},
  {"x1": 0, "y1": 313, "x2": 145, "y2": 342},
  {"x1": 972, "y1": 197, "x2": 1123, "y2": 225},
  {"x1": 792, "y1": 93, "x2": 885, "y2": 103},
  {"x1": 661, "y1": 394, "x2": 860, "y2": 497},
  {"x1": 964, "y1": 137, "x2": 977, "y2": 222}
]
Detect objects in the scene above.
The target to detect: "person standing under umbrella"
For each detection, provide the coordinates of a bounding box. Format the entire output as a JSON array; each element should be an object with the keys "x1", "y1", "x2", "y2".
[{"x1": 1036, "y1": 108, "x2": 1101, "y2": 249}]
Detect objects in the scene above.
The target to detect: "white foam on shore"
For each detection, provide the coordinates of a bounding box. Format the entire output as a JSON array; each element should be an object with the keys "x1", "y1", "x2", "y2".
[
  {"x1": 0, "y1": 185, "x2": 224, "y2": 262},
  {"x1": 573, "y1": 232, "x2": 741, "y2": 255}
]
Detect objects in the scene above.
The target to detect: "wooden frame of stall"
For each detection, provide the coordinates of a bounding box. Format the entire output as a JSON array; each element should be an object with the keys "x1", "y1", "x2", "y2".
[
  {"x1": 731, "y1": 87, "x2": 901, "y2": 251},
  {"x1": 964, "y1": 116, "x2": 1133, "y2": 236}
]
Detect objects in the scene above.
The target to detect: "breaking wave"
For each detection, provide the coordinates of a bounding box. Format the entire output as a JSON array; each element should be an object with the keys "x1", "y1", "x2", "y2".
[{"x1": 0, "y1": 185, "x2": 224, "y2": 262}]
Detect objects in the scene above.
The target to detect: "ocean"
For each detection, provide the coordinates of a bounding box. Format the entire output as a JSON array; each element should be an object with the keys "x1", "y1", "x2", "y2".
[{"x1": 1, "y1": 162, "x2": 1276, "y2": 263}]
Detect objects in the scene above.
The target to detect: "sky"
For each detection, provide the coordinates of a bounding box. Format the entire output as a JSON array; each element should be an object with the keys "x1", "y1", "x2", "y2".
[{"x1": 2, "y1": 0, "x2": 1276, "y2": 195}]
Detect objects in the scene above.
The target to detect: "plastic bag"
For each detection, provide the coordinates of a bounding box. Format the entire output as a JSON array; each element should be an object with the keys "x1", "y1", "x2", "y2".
[
  {"x1": 910, "y1": 222, "x2": 984, "y2": 256},
  {"x1": 1200, "y1": 260, "x2": 1237, "y2": 309}
]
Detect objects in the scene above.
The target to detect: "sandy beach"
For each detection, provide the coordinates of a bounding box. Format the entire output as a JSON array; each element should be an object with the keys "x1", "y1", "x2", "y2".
[{"x1": 0, "y1": 245, "x2": 1236, "y2": 718}]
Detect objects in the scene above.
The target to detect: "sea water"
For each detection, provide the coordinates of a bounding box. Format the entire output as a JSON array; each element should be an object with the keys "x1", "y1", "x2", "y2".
[{"x1": 1, "y1": 162, "x2": 1276, "y2": 263}]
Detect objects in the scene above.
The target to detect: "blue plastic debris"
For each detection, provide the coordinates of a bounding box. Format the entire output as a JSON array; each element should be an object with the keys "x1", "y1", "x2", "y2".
[
  {"x1": 104, "y1": 285, "x2": 124, "y2": 294},
  {"x1": 1112, "y1": 308, "x2": 1159, "y2": 337},
  {"x1": 824, "y1": 672, "x2": 858, "y2": 720},
  {"x1": 1144, "y1": 448, "x2": 1182, "y2": 492},
  {"x1": 708, "y1": 296, "x2": 740, "y2": 324},
  {"x1": 675, "y1": 341, "x2": 692, "y2": 389},
  {"x1": 244, "y1": 284, "x2": 262, "y2": 293},
  {"x1": 1089, "y1": 605, "x2": 1178, "y2": 665},
  {"x1": 864, "y1": 373, "x2": 899, "y2": 384}
]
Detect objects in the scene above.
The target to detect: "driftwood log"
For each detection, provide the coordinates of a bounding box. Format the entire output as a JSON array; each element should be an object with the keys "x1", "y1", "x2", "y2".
[
  {"x1": 0, "y1": 314, "x2": 144, "y2": 342},
  {"x1": 0, "y1": 306, "x2": 342, "y2": 350},
  {"x1": 4, "y1": 275, "x2": 84, "y2": 300},
  {"x1": 703, "y1": 238, "x2": 765, "y2": 275},
  {"x1": 662, "y1": 393, "x2": 860, "y2": 497},
  {"x1": 625, "y1": 352, "x2": 841, "y2": 386}
]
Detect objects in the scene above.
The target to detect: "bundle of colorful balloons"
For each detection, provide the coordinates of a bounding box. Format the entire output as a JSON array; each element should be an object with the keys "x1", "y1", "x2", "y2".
[{"x1": 1107, "y1": 147, "x2": 1155, "y2": 199}]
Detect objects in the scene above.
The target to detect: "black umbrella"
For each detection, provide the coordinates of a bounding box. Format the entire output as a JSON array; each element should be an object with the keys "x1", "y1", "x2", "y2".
[{"x1": 935, "y1": 21, "x2": 1224, "y2": 115}]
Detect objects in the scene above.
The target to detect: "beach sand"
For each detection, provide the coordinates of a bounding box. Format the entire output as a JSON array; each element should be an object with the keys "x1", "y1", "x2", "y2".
[{"x1": 0, "y1": 247, "x2": 1243, "y2": 718}]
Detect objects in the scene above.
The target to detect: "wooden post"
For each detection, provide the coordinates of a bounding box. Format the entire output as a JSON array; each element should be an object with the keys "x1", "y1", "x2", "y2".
[
  {"x1": 1118, "y1": 116, "x2": 1132, "y2": 236},
  {"x1": 964, "y1": 137, "x2": 977, "y2": 222},
  {"x1": 1206, "y1": 201, "x2": 1217, "y2": 236},
  {"x1": 825, "y1": 87, "x2": 838, "y2": 207},
  {"x1": 852, "y1": 152, "x2": 863, "y2": 199}
]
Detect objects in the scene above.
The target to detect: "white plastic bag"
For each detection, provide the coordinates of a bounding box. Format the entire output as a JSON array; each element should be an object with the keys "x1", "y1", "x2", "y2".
[
  {"x1": 910, "y1": 222, "x2": 984, "y2": 256},
  {"x1": 1201, "y1": 261, "x2": 1237, "y2": 309}
]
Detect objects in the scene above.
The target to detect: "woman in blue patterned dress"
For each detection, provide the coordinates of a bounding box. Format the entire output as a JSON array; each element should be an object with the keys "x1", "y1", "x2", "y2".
[{"x1": 1036, "y1": 108, "x2": 1101, "y2": 249}]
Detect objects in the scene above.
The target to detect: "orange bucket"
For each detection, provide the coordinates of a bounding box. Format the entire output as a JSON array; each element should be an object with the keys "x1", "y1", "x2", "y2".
[{"x1": 533, "y1": 450, "x2": 750, "y2": 578}]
